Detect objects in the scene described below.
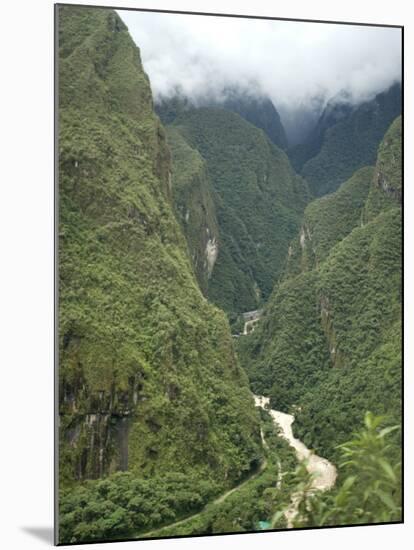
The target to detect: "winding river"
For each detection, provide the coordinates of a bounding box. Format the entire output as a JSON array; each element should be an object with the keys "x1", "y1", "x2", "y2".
[
  {"x1": 254, "y1": 395, "x2": 337, "y2": 527},
  {"x1": 141, "y1": 394, "x2": 337, "y2": 537}
]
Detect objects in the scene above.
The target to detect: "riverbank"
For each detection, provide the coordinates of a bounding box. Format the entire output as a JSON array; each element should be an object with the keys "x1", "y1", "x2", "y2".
[
  {"x1": 254, "y1": 395, "x2": 337, "y2": 526},
  {"x1": 137, "y1": 393, "x2": 333, "y2": 538}
]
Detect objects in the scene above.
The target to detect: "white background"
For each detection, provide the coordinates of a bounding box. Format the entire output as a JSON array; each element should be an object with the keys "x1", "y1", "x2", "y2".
[{"x1": 0, "y1": 0, "x2": 412, "y2": 548}]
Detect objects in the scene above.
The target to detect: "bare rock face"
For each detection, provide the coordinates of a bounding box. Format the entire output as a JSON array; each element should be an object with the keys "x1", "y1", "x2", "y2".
[{"x1": 205, "y1": 237, "x2": 219, "y2": 278}]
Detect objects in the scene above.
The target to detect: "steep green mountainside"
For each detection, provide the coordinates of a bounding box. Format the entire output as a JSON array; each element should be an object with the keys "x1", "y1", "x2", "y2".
[
  {"x1": 285, "y1": 166, "x2": 373, "y2": 276},
  {"x1": 219, "y1": 92, "x2": 288, "y2": 150},
  {"x1": 167, "y1": 108, "x2": 309, "y2": 317},
  {"x1": 57, "y1": 5, "x2": 402, "y2": 540},
  {"x1": 294, "y1": 84, "x2": 401, "y2": 197},
  {"x1": 156, "y1": 90, "x2": 288, "y2": 150},
  {"x1": 165, "y1": 127, "x2": 220, "y2": 295},
  {"x1": 288, "y1": 92, "x2": 354, "y2": 172},
  {"x1": 239, "y1": 116, "x2": 401, "y2": 459},
  {"x1": 366, "y1": 115, "x2": 402, "y2": 211},
  {"x1": 155, "y1": 92, "x2": 190, "y2": 125},
  {"x1": 58, "y1": 5, "x2": 262, "y2": 519}
]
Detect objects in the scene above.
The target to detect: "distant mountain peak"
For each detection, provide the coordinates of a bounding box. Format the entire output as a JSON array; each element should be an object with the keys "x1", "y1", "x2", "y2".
[{"x1": 156, "y1": 86, "x2": 288, "y2": 150}]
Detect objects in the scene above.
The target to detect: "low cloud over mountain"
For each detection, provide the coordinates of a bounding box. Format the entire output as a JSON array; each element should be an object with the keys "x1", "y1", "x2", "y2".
[{"x1": 119, "y1": 9, "x2": 401, "y2": 115}]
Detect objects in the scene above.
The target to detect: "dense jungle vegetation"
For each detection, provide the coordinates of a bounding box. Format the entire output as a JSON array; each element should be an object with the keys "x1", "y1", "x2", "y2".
[
  {"x1": 240, "y1": 116, "x2": 402, "y2": 461},
  {"x1": 157, "y1": 88, "x2": 288, "y2": 150},
  {"x1": 288, "y1": 412, "x2": 401, "y2": 530},
  {"x1": 58, "y1": 6, "x2": 263, "y2": 542},
  {"x1": 295, "y1": 84, "x2": 401, "y2": 197},
  {"x1": 167, "y1": 108, "x2": 309, "y2": 316},
  {"x1": 57, "y1": 4, "x2": 402, "y2": 544}
]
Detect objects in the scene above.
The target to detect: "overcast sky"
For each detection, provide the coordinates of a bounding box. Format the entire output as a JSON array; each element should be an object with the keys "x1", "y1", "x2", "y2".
[{"x1": 118, "y1": 10, "x2": 401, "y2": 113}]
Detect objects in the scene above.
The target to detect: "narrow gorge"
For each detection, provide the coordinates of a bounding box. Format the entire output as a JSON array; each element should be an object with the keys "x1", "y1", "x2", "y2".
[{"x1": 57, "y1": 5, "x2": 402, "y2": 544}]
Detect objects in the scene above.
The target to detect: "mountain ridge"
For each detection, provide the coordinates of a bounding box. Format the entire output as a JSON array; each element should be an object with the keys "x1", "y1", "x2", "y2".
[
  {"x1": 58, "y1": 6, "x2": 262, "y2": 499},
  {"x1": 297, "y1": 83, "x2": 401, "y2": 197},
  {"x1": 156, "y1": 89, "x2": 288, "y2": 150},
  {"x1": 166, "y1": 106, "x2": 309, "y2": 319},
  {"x1": 239, "y1": 116, "x2": 402, "y2": 458}
]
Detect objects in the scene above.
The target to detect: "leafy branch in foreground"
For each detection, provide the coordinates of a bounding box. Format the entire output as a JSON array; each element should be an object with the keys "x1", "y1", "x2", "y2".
[{"x1": 293, "y1": 412, "x2": 401, "y2": 527}]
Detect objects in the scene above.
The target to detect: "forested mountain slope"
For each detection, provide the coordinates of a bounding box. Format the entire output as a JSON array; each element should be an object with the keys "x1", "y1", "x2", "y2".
[
  {"x1": 239, "y1": 116, "x2": 402, "y2": 459},
  {"x1": 288, "y1": 84, "x2": 401, "y2": 197},
  {"x1": 165, "y1": 126, "x2": 220, "y2": 295},
  {"x1": 288, "y1": 91, "x2": 354, "y2": 172},
  {"x1": 167, "y1": 108, "x2": 309, "y2": 317},
  {"x1": 58, "y1": 6, "x2": 262, "y2": 524},
  {"x1": 57, "y1": 5, "x2": 402, "y2": 541},
  {"x1": 219, "y1": 91, "x2": 288, "y2": 150},
  {"x1": 285, "y1": 166, "x2": 374, "y2": 276},
  {"x1": 157, "y1": 90, "x2": 288, "y2": 150}
]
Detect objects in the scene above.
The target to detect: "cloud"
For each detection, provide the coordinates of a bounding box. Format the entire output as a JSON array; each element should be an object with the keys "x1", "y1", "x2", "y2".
[{"x1": 118, "y1": 10, "x2": 401, "y2": 112}]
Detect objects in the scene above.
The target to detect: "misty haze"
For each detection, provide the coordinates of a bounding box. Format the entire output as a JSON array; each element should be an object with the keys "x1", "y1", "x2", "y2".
[{"x1": 119, "y1": 10, "x2": 401, "y2": 144}]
